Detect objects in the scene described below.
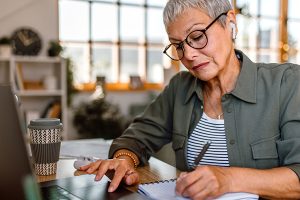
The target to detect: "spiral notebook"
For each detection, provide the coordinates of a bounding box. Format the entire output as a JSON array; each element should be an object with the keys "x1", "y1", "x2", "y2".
[{"x1": 138, "y1": 179, "x2": 259, "y2": 200}]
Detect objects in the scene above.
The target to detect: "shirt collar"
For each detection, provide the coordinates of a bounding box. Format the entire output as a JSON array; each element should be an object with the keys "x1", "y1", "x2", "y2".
[
  {"x1": 232, "y1": 49, "x2": 257, "y2": 103},
  {"x1": 184, "y1": 75, "x2": 203, "y2": 104},
  {"x1": 184, "y1": 49, "x2": 257, "y2": 104}
]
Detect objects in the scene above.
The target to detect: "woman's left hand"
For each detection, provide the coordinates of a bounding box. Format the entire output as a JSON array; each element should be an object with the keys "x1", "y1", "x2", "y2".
[{"x1": 175, "y1": 165, "x2": 232, "y2": 200}]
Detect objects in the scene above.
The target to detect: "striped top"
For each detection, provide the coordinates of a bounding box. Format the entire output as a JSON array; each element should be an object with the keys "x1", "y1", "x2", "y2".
[{"x1": 187, "y1": 112, "x2": 230, "y2": 167}]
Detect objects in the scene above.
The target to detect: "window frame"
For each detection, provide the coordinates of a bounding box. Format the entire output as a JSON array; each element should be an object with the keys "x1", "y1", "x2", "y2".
[
  {"x1": 59, "y1": 0, "x2": 167, "y2": 91},
  {"x1": 60, "y1": 0, "x2": 298, "y2": 91}
]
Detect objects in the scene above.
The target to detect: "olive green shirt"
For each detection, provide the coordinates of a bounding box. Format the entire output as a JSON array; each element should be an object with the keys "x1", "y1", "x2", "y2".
[{"x1": 109, "y1": 50, "x2": 300, "y2": 178}]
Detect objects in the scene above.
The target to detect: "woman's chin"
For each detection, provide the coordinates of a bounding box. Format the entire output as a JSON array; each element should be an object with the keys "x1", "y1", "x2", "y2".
[{"x1": 191, "y1": 71, "x2": 216, "y2": 82}]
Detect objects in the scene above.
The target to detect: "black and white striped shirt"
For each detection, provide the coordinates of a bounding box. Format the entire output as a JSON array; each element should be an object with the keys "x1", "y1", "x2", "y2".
[{"x1": 187, "y1": 113, "x2": 230, "y2": 167}]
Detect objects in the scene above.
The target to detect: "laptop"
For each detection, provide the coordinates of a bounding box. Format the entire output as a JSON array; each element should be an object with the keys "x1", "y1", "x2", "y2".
[{"x1": 0, "y1": 85, "x2": 145, "y2": 200}]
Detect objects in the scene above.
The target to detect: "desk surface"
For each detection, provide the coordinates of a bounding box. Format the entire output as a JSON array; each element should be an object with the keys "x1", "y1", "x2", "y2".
[{"x1": 37, "y1": 139, "x2": 180, "y2": 192}]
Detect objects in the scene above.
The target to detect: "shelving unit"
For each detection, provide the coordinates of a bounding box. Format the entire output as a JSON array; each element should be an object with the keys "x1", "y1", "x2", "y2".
[{"x1": 0, "y1": 56, "x2": 68, "y2": 139}]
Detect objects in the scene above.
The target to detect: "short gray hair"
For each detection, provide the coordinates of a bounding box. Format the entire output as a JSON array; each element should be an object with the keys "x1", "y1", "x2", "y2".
[{"x1": 163, "y1": 0, "x2": 233, "y2": 28}]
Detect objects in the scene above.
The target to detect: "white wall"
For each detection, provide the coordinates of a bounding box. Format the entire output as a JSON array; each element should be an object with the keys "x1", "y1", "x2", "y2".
[{"x1": 0, "y1": 0, "x2": 58, "y2": 56}]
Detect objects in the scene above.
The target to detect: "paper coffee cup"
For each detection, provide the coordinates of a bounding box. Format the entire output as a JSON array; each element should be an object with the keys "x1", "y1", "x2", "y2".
[{"x1": 28, "y1": 118, "x2": 62, "y2": 175}]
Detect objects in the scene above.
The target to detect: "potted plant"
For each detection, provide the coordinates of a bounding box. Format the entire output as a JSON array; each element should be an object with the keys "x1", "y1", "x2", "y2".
[
  {"x1": 73, "y1": 98, "x2": 128, "y2": 139},
  {"x1": 47, "y1": 40, "x2": 63, "y2": 57},
  {"x1": 0, "y1": 36, "x2": 12, "y2": 57}
]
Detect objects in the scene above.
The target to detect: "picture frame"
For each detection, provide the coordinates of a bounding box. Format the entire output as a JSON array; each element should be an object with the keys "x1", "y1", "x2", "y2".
[
  {"x1": 129, "y1": 75, "x2": 143, "y2": 89},
  {"x1": 96, "y1": 76, "x2": 106, "y2": 87}
]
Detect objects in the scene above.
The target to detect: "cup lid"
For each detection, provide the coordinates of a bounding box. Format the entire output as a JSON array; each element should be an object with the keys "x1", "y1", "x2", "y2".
[{"x1": 28, "y1": 118, "x2": 62, "y2": 129}]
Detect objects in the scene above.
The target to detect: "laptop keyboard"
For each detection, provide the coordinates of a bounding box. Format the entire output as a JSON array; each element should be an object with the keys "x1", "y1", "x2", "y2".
[{"x1": 41, "y1": 185, "x2": 82, "y2": 200}]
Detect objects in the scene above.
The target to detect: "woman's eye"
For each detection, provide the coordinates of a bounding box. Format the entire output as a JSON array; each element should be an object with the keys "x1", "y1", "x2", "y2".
[{"x1": 192, "y1": 34, "x2": 204, "y2": 41}]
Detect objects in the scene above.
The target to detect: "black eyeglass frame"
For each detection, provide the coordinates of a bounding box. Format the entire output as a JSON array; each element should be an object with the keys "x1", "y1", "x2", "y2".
[{"x1": 163, "y1": 11, "x2": 229, "y2": 61}]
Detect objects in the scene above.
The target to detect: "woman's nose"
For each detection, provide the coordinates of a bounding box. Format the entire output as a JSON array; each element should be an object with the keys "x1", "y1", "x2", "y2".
[{"x1": 182, "y1": 42, "x2": 198, "y2": 60}]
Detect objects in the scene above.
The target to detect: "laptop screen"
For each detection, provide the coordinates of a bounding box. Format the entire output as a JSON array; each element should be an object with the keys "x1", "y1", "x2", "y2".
[{"x1": 0, "y1": 85, "x2": 39, "y2": 199}]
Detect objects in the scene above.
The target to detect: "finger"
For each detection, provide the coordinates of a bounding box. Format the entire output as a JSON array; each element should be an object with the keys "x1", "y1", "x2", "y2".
[
  {"x1": 190, "y1": 186, "x2": 211, "y2": 200},
  {"x1": 177, "y1": 172, "x2": 188, "y2": 181},
  {"x1": 95, "y1": 160, "x2": 117, "y2": 181},
  {"x1": 124, "y1": 171, "x2": 139, "y2": 185},
  {"x1": 82, "y1": 160, "x2": 102, "y2": 173},
  {"x1": 176, "y1": 171, "x2": 202, "y2": 196},
  {"x1": 79, "y1": 163, "x2": 92, "y2": 171},
  {"x1": 181, "y1": 176, "x2": 208, "y2": 198},
  {"x1": 80, "y1": 159, "x2": 102, "y2": 171},
  {"x1": 108, "y1": 166, "x2": 127, "y2": 192}
]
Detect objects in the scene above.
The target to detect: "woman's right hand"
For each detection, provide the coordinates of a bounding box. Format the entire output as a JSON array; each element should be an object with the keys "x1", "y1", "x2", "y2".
[{"x1": 80, "y1": 158, "x2": 139, "y2": 192}]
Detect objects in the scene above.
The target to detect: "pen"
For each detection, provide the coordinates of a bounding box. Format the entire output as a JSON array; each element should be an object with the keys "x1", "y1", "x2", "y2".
[{"x1": 193, "y1": 141, "x2": 211, "y2": 168}]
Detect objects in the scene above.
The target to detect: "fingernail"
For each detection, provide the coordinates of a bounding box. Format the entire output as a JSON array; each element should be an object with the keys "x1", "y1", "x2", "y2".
[{"x1": 108, "y1": 185, "x2": 114, "y2": 192}]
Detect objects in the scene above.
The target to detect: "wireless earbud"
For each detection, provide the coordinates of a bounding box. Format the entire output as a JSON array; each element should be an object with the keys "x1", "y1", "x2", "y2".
[{"x1": 230, "y1": 22, "x2": 236, "y2": 39}]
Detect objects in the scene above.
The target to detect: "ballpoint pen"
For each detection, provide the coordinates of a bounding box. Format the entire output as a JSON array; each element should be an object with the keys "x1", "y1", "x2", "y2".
[{"x1": 193, "y1": 140, "x2": 211, "y2": 169}]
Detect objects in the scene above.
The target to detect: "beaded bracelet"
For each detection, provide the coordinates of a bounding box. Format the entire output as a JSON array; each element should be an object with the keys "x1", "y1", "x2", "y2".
[{"x1": 114, "y1": 152, "x2": 138, "y2": 168}]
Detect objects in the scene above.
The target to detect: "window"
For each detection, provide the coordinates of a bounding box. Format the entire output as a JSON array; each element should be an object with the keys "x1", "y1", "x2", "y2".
[
  {"x1": 59, "y1": 0, "x2": 168, "y2": 86},
  {"x1": 235, "y1": 0, "x2": 280, "y2": 63},
  {"x1": 60, "y1": 0, "x2": 300, "y2": 87},
  {"x1": 287, "y1": 0, "x2": 300, "y2": 63}
]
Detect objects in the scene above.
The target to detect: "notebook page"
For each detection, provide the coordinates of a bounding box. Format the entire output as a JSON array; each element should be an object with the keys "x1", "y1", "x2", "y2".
[
  {"x1": 138, "y1": 179, "x2": 259, "y2": 200},
  {"x1": 138, "y1": 180, "x2": 189, "y2": 200}
]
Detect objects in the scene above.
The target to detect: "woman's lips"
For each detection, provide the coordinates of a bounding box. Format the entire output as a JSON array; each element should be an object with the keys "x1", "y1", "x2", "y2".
[{"x1": 192, "y1": 61, "x2": 210, "y2": 70}]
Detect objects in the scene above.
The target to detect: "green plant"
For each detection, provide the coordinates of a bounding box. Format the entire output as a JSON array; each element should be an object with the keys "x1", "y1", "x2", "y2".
[
  {"x1": 73, "y1": 98, "x2": 127, "y2": 139},
  {"x1": 0, "y1": 36, "x2": 11, "y2": 45},
  {"x1": 47, "y1": 40, "x2": 63, "y2": 57}
]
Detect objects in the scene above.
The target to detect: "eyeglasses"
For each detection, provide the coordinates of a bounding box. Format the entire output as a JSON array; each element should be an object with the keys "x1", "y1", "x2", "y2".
[{"x1": 163, "y1": 11, "x2": 228, "y2": 61}]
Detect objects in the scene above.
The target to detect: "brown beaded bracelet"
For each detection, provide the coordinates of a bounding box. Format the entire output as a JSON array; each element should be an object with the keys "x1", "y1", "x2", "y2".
[{"x1": 114, "y1": 152, "x2": 138, "y2": 168}]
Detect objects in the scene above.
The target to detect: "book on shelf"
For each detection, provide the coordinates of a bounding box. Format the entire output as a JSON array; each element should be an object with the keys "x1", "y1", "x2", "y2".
[
  {"x1": 48, "y1": 103, "x2": 61, "y2": 118},
  {"x1": 23, "y1": 80, "x2": 44, "y2": 90},
  {"x1": 138, "y1": 178, "x2": 259, "y2": 200},
  {"x1": 129, "y1": 75, "x2": 143, "y2": 89}
]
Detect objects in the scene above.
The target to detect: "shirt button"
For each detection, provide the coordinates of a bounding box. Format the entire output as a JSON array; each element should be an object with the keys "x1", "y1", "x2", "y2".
[
  {"x1": 229, "y1": 139, "x2": 235, "y2": 145},
  {"x1": 227, "y1": 108, "x2": 233, "y2": 113}
]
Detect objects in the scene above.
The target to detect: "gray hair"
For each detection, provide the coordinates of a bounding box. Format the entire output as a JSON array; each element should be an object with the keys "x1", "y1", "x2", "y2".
[{"x1": 163, "y1": 0, "x2": 233, "y2": 28}]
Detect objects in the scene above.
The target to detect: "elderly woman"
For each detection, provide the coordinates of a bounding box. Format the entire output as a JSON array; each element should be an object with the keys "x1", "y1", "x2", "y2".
[{"x1": 81, "y1": 0, "x2": 300, "y2": 199}]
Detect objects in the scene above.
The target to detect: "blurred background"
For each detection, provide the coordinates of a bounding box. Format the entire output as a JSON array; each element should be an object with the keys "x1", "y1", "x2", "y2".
[{"x1": 0, "y1": 0, "x2": 299, "y2": 142}]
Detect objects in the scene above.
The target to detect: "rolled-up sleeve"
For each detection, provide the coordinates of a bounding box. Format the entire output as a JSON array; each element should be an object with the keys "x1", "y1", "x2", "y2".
[
  {"x1": 108, "y1": 74, "x2": 180, "y2": 165},
  {"x1": 278, "y1": 64, "x2": 300, "y2": 178}
]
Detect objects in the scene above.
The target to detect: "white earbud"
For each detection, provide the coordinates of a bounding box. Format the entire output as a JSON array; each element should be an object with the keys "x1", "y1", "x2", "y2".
[{"x1": 230, "y1": 22, "x2": 236, "y2": 39}]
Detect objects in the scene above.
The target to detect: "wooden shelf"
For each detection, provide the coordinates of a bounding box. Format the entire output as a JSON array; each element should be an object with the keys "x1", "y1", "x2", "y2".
[
  {"x1": 12, "y1": 56, "x2": 61, "y2": 63},
  {"x1": 0, "y1": 56, "x2": 68, "y2": 139},
  {"x1": 74, "y1": 82, "x2": 164, "y2": 92},
  {"x1": 0, "y1": 57, "x2": 10, "y2": 62},
  {"x1": 15, "y1": 90, "x2": 63, "y2": 96}
]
